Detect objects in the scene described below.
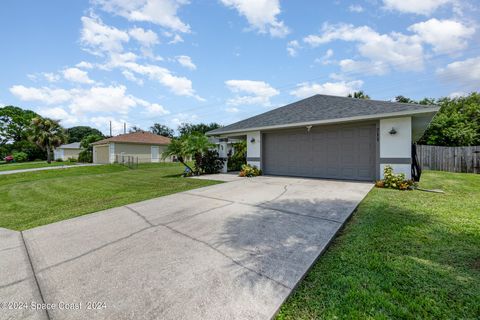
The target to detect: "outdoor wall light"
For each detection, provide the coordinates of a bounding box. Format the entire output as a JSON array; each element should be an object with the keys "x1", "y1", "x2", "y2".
[
  {"x1": 250, "y1": 137, "x2": 256, "y2": 143},
  {"x1": 306, "y1": 125, "x2": 312, "y2": 132},
  {"x1": 389, "y1": 127, "x2": 397, "y2": 135}
]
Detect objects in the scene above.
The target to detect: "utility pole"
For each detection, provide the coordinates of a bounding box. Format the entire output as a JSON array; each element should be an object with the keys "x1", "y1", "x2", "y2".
[
  {"x1": 109, "y1": 121, "x2": 112, "y2": 137},
  {"x1": 124, "y1": 122, "x2": 126, "y2": 134}
]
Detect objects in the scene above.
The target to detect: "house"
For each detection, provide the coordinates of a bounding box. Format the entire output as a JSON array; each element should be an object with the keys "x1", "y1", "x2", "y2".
[
  {"x1": 207, "y1": 94, "x2": 439, "y2": 181},
  {"x1": 53, "y1": 142, "x2": 82, "y2": 161},
  {"x1": 91, "y1": 131, "x2": 172, "y2": 164}
]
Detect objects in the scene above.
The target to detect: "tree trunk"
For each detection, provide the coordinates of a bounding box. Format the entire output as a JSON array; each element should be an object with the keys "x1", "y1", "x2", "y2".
[
  {"x1": 178, "y1": 156, "x2": 193, "y2": 173},
  {"x1": 46, "y1": 142, "x2": 51, "y2": 164}
]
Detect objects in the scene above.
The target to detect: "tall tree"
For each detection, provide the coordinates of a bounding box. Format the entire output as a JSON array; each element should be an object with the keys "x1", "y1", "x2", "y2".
[
  {"x1": 178, "y1": 122, "x2": 222, "y2": 137},
  {"x1": 0, "y1": 106, "x2": 39, "y2": 145},
  {"x1": 66, "y1": 126, "x2": 104, "y2": 143},
  {"x1": 348, "y1": 91, "x2": 370, "y2": 99},
  {"x1": 29, "y1": 117, "x2": 67, "y2": 163},
  {"x1": 78, "y1": 134, "x2": 104, "y2": 163},
  {"x1": 418, "y1": 93, "x2": 480, "y2": 146},
  {"x1": 395, "y1": 95, "x2": 416, "y2": 104},
  {"x1": 150, "y1": 123, "x2": 174, "y2": 138}
]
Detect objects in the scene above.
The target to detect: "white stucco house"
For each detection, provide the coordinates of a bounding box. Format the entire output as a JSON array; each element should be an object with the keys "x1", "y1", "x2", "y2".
[
  {"x1": 53, "y1": 142, "x2": 82, "y2": 161},
  {"x1": 207, "y1": 94, "x2": 439, "y2": 181},
  {"x1": 91, "y1": 131, "x2": 172, "y2": 164}
]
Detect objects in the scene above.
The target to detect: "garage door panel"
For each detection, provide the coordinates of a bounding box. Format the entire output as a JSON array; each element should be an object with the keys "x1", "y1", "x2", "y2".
[{"x1": 263, "y1": 124, "x2": 376, "y2": 181}]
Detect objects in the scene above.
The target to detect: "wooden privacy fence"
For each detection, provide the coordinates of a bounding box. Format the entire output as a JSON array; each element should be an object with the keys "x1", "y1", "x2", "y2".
[{"x1": 416, "y1": 145, "x2": 480, "y2": 173}]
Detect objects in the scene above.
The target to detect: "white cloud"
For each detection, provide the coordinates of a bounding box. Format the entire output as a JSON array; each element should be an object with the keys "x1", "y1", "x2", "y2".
[
  {"x1": 90, "y1": 116, "x2": 130, "y2": 136},
  {"x1": 10, "y1": 84, "x2": 169, "y2": 116},
  {"x1": 10, "y1": 85, "x2": 72, "y2": 104},
  {"x1": 128, "y1": 27, "x2": 159, "y2": 46},
  {"x1": 171, "y1": 112, "x2": 198, "y2": 126},
  {"x1": 63, "y1": 67, "x2": 95, "y2": 84},
  {"x1": 383, "y1": 0, "x2": 453, "y2": 15},
  {"x1": 287, "y1": 40, "x2": 301, "y2": 57},
  {"x1": 38, "y1": 107, "x2": 78, "y2": 125},
  {"x1": 43, "y1": 73, "x2": 61, "y2": 83},
  {"x1": 315, "y1": 49, "x2": 334, "y2": 65},
  {"x1": 339, "y1": 59, "x2": 388, "y2": 75},
  {"x1": 76, "y1": 61, "x2": 94, "y2": 69},
  {"x1": 349, "y1": 4, "x2": 364, "y2": 13},
  {"x1": 122, "y1": 70, "x2": 144, "y2": 85},
  {"x1": 93, "y1": 0, "x2": 191, "y2": 33},
  {"x1": 290, "y1": 80, "x2": 363, "y2": 99},
  {"x1": 225, "y1": 80, "x2": 279, "y2": 106},
  {"x1": 176, "y1": 55, "x2": 196, "y2": 70},
  {"x1": 134, "y1": 97, "x2": 170, "y2": 115},
  {"x1": 221, "y1": 0, "x2": 289, "y2": 37},
  {"x1": 437, "y1": 56, "x2": 480, "y2": 89},
  {"x1": 408, "y1": 19, "x2": 475, "y2": 54},
  {"x1": 225, "y1": 107, "x2": 239, "y2": 113},
  {"x1": 80, "y1": 15, "x2": 129, "y2": 55},
  {"x1": 304, "y1": 23, "x2": 425, "y2": 72}
]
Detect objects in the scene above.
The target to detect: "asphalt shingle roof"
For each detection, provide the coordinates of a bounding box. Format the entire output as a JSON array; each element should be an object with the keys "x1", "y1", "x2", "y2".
[
  {"x1": 208, "y1": 94, "x2": 439, "y2": 135},
  {"x1": 91, "y1": 131, "x2": 171, "y2": 145}
]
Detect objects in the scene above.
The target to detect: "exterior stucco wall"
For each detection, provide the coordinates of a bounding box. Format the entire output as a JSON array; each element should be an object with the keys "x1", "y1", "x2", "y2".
[
  {"x1": 246, "y1": 131, "x2": 261, "y2": 168},
  {"x1": 54, "y1": 148, "x2": 81, "y2": 160},
  {"x1": 379, "y1": 117, "x2": 412, "y2": 179},
  {"x1": 114, "y1": 143, "x2": 171, "y2": 163}
]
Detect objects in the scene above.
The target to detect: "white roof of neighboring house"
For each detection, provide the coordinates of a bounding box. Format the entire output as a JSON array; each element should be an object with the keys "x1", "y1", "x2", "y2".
[{"x1": 57, "y1": 142, "x2": 81, "y2": 149}]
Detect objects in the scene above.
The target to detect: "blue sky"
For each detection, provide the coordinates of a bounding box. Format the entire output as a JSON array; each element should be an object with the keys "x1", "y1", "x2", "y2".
[{"x1": 1, "y1": 0, "x2": 479, "y2": 135}]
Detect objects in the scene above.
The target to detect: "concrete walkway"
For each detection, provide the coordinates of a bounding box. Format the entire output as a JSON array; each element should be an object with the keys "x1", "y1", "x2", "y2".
[
  {"x1": 0, "y1": 164, "x2": 100, "y2": 175},
  {"x1": 1, "y1": 175, "x2": 372, "y2": 320}
]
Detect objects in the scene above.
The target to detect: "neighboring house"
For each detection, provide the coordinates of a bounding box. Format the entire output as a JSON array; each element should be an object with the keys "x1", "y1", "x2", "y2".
[
  {"x1": 91, "y1": 131, "x2": 172, "y2": 164},
  {"x1": 207, "y1": 94, "x2": 439, "y2": 181},
  {"x1": 53, "y1": 142, "x2": 82, "y2": 161}
]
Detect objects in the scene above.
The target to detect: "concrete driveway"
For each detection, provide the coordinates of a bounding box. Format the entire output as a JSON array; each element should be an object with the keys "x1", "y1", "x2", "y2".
[{"x1": 1, "y1": 175, "x2": 372, "y2": 320}]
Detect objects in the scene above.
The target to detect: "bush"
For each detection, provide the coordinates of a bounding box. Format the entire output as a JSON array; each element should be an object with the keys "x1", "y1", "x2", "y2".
[
  {"x1": 197, "y1": 149, "x2": 225, "y2": 174},
  {"x1": 67, "y1": 157, "x2": 77, "y2": 163},
  {"x1": 239, "y1": 164, "x2": 262, "y2": 177},
  {"x1": 12, "y1": 151, "x2": 28, "y2": 162},
  {"x1": 378, "y1": 165, "x2": 415, "y2": 190},
  {"x1": 78, "y1": 150, "x2": 92, "y2": 163},
  {"x1": 228, "y1": 140, "x2": 246, "y2": 171},
  {"x1": 55, "y1": 158, "x2": 64, "y2": 162}
]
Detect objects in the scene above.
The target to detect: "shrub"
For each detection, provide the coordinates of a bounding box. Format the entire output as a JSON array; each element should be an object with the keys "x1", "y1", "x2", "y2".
[
  {"x1": 379, "y1": 165, "x2": 415, "y2": 190},
  {"x1": 12, "y1": 151, "x2": 28, "y2": 162},
  {"x1": 55, "y1": 158, "x2": 64, "y2": 162},
  {"x1": 67, "y1": 157, "x2": 77, "y2": 163},
  {"x1": 78, "y1": 150, "x2": 92, "y2": 163},
  {"x1": 239, "y1": 164, "x2": 262, "y2": 177},
  {"x1": 197, "y1": 149, "x2": 225, "y2": 174},
  {"x1": 228, "y1": 140, "x2": 246, "y2": 171}
]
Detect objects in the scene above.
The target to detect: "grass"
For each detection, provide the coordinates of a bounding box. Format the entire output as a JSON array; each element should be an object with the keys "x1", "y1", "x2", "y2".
[
  {"x1": 277, "y1": 171, "x2": 480, "y2": 319},
  {"x1": 0, "y1": 161, "x2": 77, "y2": 172},
  {"x1": 0, "y1": 163, "x2": 221, "y2": 231}
]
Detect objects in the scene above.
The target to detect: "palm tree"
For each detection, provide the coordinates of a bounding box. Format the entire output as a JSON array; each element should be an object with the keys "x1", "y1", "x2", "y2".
[
  {"x1": 183, "y1": 134, "x2": 214, "y2": 174},
  {"x1": 162, "y1": 137, "x2": 194, "y2": 172},
  {"x1": 29, "y1": 117, "x2": 67, "y2": 163}
]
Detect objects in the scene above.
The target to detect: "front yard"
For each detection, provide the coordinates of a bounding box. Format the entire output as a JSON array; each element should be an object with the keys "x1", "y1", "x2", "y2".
[
  {"x1": 0, "y1": 163, "x2": 220, "y2": 230},
  {"x1": 278, "y1": 171, "x2": 480, "y2": 319}
]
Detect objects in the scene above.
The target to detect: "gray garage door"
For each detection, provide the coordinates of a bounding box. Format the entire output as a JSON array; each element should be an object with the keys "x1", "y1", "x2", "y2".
[{"x1": 262, "y1": 123, "x2": 377, "y2": 181}]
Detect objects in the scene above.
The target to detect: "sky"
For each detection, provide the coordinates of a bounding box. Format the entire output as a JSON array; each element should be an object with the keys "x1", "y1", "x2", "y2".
[{"x1": 1, "y1": 0, "x2": 479, "y2": 136}]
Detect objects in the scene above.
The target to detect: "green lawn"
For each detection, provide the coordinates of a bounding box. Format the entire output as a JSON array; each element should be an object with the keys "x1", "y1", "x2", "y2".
[
  {"x1": 0, "y1": 163, "x2": 220, "y2": 231},
  {"x1": 0, "y1": 161, "x2": 77, "y2": 172},
  {"x1": 278, "y1": 171, "x2": 480, "y2": 319}
]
